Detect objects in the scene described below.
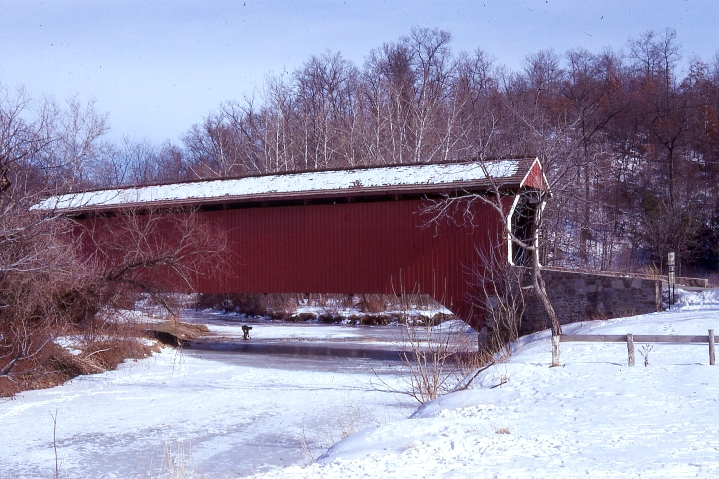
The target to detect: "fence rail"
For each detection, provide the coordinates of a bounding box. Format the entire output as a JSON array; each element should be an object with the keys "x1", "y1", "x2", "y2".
[
  {"x1": 558, "y1": 329, "x2": 716, "y2": 366},
  {"x1": 561, "y1": 334, "x2": 712, "y2": 344}
]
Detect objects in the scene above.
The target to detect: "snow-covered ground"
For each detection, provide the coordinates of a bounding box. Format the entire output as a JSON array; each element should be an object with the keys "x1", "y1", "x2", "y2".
[
  {"x1": 252, "y1": 289, "x2": 719, "y2": 478},
  {"x1": 3, "y1": 290, "x2": 719, "y2": 478}
]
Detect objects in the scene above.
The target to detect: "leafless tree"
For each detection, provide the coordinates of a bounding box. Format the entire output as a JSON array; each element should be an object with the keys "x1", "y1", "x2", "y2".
[
  {"x1": 423, "y1": 157, "x2": 561, "y2": 364},
  {"x1": 293, "y1": 50, "x2": 361, "y2": 169},
  {"x1": 1, "y1": 201, "x2": 228, "y2": 387},
  {"x1": 182, "y1": 113, "x2": 245, "y2": 179},
  {"x1": 468, "y1": 244, "x2": 528, "y2": 353},
  {"x1": 0, "y1": 84, "x2": 229, "y2": 389},
  {"x1": 0, "y1": 210, "x2": 85, "y2": 382},
  {"x1": 51, "y1": 96, "x2": 110, "y2": 188},
  {"x1": 80, "y1": 207, "x2": 228, "y2": 317}
]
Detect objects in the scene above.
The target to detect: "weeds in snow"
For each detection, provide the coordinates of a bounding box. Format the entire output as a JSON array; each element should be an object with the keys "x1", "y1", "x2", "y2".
[
  {"x1": 145, "y1": 437, "x2": 205, "y2": 479},
  {"x1": 489, "y1": 365, "x2": 509, "y2": 389},
  {"x1": 48, "y1": 409, "x2": 70, "y2": 479},
  {"x1": 162, "y1": 440, "x2": 204, "y2": 479},
  {"x1": 373, "y1": 316, "x2": 491, "y2": 403},
  {"x1": 639, "y1": 344, "x2": 654, "y2": 367},
  {"x1": 299, "y1": 419, "x2": 317, "y2": 464},
  {"x1": 50, "y1": 409, "x2": 60, "y2": 479},
  {"x1": 300, "y1": 401, "x2": 381, "y2": 465},
  {"x1": 367, "y1": 284, "x2": 489, "y2": 404}
]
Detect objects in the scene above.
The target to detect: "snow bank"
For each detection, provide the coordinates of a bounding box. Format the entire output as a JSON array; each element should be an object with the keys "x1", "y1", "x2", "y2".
[
  {"x1": 252, "y1": 289, "x2": 719, "y2": 478},
  {"x1": 53, "y1": 336, "x2": 83, "y2": 356}
]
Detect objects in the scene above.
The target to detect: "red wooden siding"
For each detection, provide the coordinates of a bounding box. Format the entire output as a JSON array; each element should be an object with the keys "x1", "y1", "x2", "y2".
[
  {"x1": 522, "y1": 161, "x2": 546, "y2": 190},
  {"x1": 187, "y1": 197, "x2": 505, "y2": 326}
]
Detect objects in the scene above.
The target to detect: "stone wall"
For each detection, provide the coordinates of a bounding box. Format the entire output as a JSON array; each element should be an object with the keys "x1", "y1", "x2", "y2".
[
  {"x1": 674, "y1": 276, "x2": 709, "y2": 288},
  {"x1": 520, "y1": 268, "x2": 663, "y2": 334}
]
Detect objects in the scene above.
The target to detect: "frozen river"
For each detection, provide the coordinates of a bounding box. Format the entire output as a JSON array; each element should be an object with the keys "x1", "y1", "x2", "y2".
[
  {"x1": 182, "y1": 310, "x2": 420, "y2": 360},
  {"x1": 0, "y1": 312, "x2": 418, "y2": 478}
]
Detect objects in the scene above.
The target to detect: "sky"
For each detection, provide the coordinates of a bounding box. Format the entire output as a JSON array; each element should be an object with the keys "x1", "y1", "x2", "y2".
[{"x1": 1, "y1": 0, "x2": 716, "y2": 145}]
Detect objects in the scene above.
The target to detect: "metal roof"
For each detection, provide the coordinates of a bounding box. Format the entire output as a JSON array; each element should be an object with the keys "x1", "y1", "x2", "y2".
[{"x1": 34, "y1": 158, "x2": 541, "y2": 213}]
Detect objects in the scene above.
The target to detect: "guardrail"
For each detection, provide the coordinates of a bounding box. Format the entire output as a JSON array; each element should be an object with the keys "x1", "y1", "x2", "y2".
[{"x1": 560, "y1": 330, "x2": 716, "y2": 366}]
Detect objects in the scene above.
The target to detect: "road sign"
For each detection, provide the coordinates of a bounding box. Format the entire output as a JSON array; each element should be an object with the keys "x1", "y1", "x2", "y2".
[
  {"x1": 668, "y1": 252, "x2": 675, "y2": 285},
  {"x1": 668, "y1": 252, "x2": 676, "y2": 307}
]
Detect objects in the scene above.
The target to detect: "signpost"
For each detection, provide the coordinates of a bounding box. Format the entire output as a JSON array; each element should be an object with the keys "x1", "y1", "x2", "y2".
[{"x1": 668, "y1": 252, "x2": 675, "y2": 307}]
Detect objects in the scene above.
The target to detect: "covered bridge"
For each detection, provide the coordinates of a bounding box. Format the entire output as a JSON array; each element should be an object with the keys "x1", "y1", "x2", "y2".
[{"x1": 37, "y1": 158, "x2": 548, "y2": 327}]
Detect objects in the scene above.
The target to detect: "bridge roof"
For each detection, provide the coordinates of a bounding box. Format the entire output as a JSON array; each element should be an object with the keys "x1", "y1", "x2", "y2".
[{"x1": 34, "y1": 157, "x2": 543, "y2": 213}]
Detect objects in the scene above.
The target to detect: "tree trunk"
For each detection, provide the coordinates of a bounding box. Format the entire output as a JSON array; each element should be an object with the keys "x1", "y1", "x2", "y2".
[{"x1": 531, "y1": 221, "x2": 561, "y2": 338}]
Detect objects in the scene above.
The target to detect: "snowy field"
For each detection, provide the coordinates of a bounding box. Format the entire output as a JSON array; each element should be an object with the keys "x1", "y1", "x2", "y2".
[
  {"x1": 0, "y1": 337, "x2": 414, "y2": 478},
  {"x1": 252, "y1": 289, "x2": 719, "y2": 479},
  {"x1": 3, "y1": 290, "x2": 719, "y2": 478}
]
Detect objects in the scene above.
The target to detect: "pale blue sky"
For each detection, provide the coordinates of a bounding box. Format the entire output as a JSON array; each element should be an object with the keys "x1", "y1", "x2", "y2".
[{"x1": 1, "y1": 0, "x2": 716, "y2": 144}]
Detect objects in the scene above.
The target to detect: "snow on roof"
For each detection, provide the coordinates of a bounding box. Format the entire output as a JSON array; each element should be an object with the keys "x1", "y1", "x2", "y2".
[{"x1": 34, "y1": 158, "x2": 534, "y2": 212}]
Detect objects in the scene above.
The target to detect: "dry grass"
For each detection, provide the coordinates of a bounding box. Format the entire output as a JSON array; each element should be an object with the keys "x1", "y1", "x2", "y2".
[
  {"x1": 141, "y1": 437, "x2": 206, "y2": 479},
  {"x1": 0, "y1": 315, "x2": 158, "y2": 397},
  {"x1": 160, "y1": 440, "x2": 205, "y2": 479},
  {"x1": 0, "y1": 338, "x2": 156, "y2": 397}
]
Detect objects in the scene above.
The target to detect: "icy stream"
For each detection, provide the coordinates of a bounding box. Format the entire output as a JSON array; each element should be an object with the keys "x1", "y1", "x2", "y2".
[{"x1": 0, "y1": 314, "x2": 417, "y2": 478}]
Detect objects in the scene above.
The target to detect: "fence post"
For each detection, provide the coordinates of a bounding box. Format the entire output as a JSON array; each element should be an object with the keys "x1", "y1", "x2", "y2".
[
  {"x1": 709, "y1": 329, "x2": 715, "y2": 366},
  {"x1": 626, "y1": 334, "x2": 635, "y2": 366}
]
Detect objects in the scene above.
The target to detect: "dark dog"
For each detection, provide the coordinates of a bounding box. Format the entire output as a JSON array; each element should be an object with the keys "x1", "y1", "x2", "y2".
[{"x1": 242, "y1": 325, "x2": 252, "y2": 340}]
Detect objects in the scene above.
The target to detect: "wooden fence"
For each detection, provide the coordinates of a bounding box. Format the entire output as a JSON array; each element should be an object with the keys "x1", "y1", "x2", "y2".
[{"x1": 559, "y1": 330, "x2": 716, "y2": 366}]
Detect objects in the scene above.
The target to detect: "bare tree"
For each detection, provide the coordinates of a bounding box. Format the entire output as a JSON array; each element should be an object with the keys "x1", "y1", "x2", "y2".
[
  {"x1": 469, "y1": 244, "x2": 528, "y2": 353},
  {"x1": 0, "y1": 85, "x2": 56, "y2": 200},
  {"x1": 423, "y1": 157, "x2": 561, "y2": 364},
  {"x1": 182, "y1": 114, "x2": 245, "y2": 179},
  {"x1": 80, "y1": 207, "x2": 228, "y2": 316},
  {"x1": 0, "y1": 84, "x2": 230, "y2": 389},
  {"x1": 51, "y1": 96, "x2": 110, "y2": 188},
  {"x1": 1, "y1": 201, "x2": 228, "y2": 389},
  {"x1": 628, "y1": 28, "x2": 686, "y2": 209},
  {"x1": 559, "y1": 49, "x2": 626, "y2": 266},
  {"x1": 293, "y1": 51, "x2": 361, "y2": 169},
  {"x1": 0, "y1": 210, "x2": 85, "y2": 382}
]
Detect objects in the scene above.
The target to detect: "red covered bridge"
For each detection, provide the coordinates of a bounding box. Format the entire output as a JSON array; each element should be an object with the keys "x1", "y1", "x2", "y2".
[{"x1": 38, "y1": 158, "x2": 548, "y2": 327}]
